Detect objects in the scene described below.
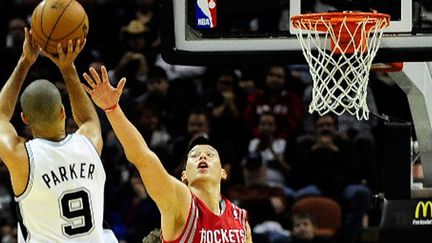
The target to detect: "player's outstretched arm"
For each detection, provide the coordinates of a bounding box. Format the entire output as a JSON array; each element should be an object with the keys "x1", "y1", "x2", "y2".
[
  {"x1": 41, "y1": 40, "x2": 102, "y2": 155},
  {"x1": 0, "y1": 28, "x2": 38, "y2": 166},
  {"x1": 0, "y1": 28, "x2": 38, "y2": 195},
  {"x1": 246, "y1": 222, "x2": 253, "y2": 243},
  {"x1": 81, "y1": 66, "x2": 190, "y2": 213}
]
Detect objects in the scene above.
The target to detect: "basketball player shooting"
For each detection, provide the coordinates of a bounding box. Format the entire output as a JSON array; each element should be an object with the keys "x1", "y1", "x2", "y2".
[
  {"x1": 0, "y1": 29, "x2": 117, "y2": 242},
  {"x1": 82, "y1": 67, "x2": 253, "y2": 243}
]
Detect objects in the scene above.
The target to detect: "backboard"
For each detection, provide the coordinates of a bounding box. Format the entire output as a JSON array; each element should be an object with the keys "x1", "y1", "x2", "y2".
[{"x1": 160, "y1": 0, "x2": 432, "y2": 65}]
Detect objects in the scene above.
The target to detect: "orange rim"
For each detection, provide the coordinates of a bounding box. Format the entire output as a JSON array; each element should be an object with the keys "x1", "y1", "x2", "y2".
[
  {"x1": 291, "y1": 12, "x2": 390, "y2": 54},
  {"x1": 291, "y1": 12, "x2": 390, "y2": 31},
  {"x1": 371, "y1": 62, "x2": 404, "y2": 72}
]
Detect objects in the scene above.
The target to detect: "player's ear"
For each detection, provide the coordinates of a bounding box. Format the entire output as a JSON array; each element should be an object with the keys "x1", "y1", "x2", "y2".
[
  {"x1": 59, "y1": 105, "x2": 66, "y2": 120},
  {"x1": 21, "y1": 112, "x2": 30, "y2": 125},
  {"x1": 221, "y1": 168, "x2": 227, "y2": 180},
  {"x1": 181, "y1": 171, "x2": 188, "y2": 185}
]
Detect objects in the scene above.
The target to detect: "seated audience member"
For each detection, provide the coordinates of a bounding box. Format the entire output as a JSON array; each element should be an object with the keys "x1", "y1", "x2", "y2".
[
  {"x1": 142, "y1": 228, "x2": 161, "y2": 243},
  {"x1": 244, "y1": 65, "x2": 303, "y2": 140},
  {"x1": 136, "y1": 66, "x2": 189, "y2": 135},
  {"x1": 287, "y1": 212, "x2": 333, "y2": 243},
  {"x1": 110, "y1": 169, "x2": 160, "y2": 243},
  {"x1": 205, "y1": 68, "x2": 249, "y2": 185},
  {"x1": 247, "y1": 112, "x2": 291, "y2": 189},
  {"x1": 294, "y1": 113, "x2": 372, "y2": 243}
]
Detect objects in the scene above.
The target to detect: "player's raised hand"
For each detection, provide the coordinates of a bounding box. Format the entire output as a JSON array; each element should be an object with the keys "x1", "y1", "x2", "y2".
[
  {"x1": 22, "y1": 28, "x2": 39, "y2": 65},
  {"x1": 82, "y1": 65, "x2": 126, "y2": 112},
  {"x1": 41, "y1": 39, "x2": 86, "y2": 70}
]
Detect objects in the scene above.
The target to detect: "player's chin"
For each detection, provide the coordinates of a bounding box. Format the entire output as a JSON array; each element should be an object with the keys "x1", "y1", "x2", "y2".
[{"x1": 192, "y1": 173, "x2": 214, "y2": 182}]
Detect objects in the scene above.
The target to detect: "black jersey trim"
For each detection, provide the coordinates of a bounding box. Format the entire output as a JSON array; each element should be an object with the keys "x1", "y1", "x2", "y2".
[{"x1": 16, "y1": 202, "x2": 29, "y2": 241}]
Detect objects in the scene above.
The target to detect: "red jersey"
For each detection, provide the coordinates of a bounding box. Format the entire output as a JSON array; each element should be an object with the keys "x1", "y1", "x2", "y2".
[{"x1": 163, "y1": 193, "x2": 248, "y2": 243}]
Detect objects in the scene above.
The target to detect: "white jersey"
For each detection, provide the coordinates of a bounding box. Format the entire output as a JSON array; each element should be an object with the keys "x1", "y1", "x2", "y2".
[{"x1": 16, "y1": 133, "x2": 116, "y2": 243}]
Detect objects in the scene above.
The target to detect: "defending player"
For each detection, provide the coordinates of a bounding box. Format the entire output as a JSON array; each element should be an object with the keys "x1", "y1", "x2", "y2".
[
  {"x1": 0, "y1": 29, "x2": 116, "y2": 242},
  {"x1": 82, "y1": 65, "x2": 253, "y2": 243}
]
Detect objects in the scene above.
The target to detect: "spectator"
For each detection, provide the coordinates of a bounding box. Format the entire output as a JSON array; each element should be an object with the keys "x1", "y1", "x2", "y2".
[
  {"x1": 244, "y1": 64, "x2": 304, "y2": 140},
  {"x1": 109, "y1": 19, "x2": 149, "y2": 100},
  {"x1": 286, "y1": 212, "x2": 333, "y2": 243},
  {"x1": 135, "y1": 0, "x2": 161, "y2": 56},
  {"x1": 247, "y1": 112, "x2": 291, "y2": 189},
  {"x1": 142, "y1": 228, "x2": 161, "y2": 243},
  {"x1": 110, "y1": 169, "x2": 161, "y2": 242},
  {"x1": 0, "y1": 162, "x2": 15, "y2": 243},
  {"x1": 0, "y1": 17, "x2": 26, "y2": 83},
  {"x1": 131, "y1": 104, "x2": 171, "y2": 161},
  {"x1": 294, "y1": 113, "x2": 373, "y2": 243},
  {"x1": 136, "y1": 66, "x2": 189, "y2": 135},
  {"x1": 205, "y1": 69, "x2": 249, "y2": 184}
]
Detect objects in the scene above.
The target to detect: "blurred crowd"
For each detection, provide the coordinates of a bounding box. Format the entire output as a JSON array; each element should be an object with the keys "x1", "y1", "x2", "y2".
[{"x1": 0, "y1": 1, "x2": 415, "y2": 243}]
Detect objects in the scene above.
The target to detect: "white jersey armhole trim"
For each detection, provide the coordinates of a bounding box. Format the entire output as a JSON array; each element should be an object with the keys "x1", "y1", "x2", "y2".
[{"x1": 15, "y1": 142, "x2": 35, "y2": 202}]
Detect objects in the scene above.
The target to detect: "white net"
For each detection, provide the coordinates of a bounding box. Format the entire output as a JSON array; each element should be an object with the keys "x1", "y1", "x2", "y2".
[{"x1": 292, "y1": 13, "x2": 389, "y2": 120}]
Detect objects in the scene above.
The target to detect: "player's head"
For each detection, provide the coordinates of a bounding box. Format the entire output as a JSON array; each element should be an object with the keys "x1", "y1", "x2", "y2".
[
  {"x1": 181, "y1": 135, "x2": 226, "y2": 186},
  {"x1": 20, "y1": 79, "x2": 65, "y2": 130}
]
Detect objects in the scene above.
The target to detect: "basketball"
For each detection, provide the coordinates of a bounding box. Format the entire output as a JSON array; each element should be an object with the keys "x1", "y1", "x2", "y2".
[{"x1": 30, "y1": 0, "x2": 89, "y2": 55}]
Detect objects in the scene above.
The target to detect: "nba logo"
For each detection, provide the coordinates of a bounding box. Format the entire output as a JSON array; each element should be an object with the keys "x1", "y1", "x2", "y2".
[{"x1": 196, "y1": 0, "x2": 217, "y2": 29}]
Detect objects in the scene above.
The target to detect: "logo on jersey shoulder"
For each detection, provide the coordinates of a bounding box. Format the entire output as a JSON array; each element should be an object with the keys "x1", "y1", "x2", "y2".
[
  {"x1": 233, "y1": 208, "x2": 239, "y2": 220},
  {"x1": 196, "y1": 0, "x2": 217, "y2": 29}
]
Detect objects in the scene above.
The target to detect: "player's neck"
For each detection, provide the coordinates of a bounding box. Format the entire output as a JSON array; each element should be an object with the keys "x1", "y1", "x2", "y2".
[
  {"x1": 32, "y1": 124, "x2": 66, "y2": 141},
  {"x1": 191, "y1": 185, "x2": 222, "y2": 215}
]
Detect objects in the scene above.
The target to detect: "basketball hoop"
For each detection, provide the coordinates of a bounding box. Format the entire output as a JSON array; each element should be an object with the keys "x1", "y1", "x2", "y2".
[
  {"x1": 371, "y1": 62, "x2": 404, "y2": 72},
  {"x1": 291, "y1": 12, "x2": 390, "y2": 120}
]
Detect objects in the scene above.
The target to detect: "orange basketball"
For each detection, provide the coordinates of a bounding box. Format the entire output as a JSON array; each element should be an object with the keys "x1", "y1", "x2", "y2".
[{"x1": 31, "y1": 0, "x2": 89, "y2": 54}]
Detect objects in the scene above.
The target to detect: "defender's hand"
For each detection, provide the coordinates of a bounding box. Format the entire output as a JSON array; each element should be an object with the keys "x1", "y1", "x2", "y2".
[{"x1": 82, "y1": 66, "x2": 126, "y2": 111}]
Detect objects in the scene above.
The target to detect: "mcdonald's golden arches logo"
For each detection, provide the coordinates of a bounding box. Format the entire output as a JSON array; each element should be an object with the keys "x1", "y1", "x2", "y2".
[{"x1": 415, "y1": 201, "x2": 432, "y2": 219}]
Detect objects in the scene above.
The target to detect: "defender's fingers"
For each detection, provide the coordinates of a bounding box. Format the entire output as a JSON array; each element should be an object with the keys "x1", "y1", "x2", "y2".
[
  {"x1": 81, "y1": 83, "x2": 93, "y2": 95},
  {"x1": 101, "y1": 66, "x2": 109, "y2": 83},
  {"x1": 83, "y1": 72, "x2": 96, "y2": 88},
  {"x1": 116, "y1": 78, "x2": 127, "y2": 94},
  {"x1": 89, "y1": 67, "x2": 102, "y2": 85}
]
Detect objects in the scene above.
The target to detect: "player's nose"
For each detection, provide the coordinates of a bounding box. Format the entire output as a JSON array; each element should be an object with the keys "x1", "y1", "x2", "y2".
[{"x1": 199, "y1": 153, "x2": 207, "y2": 160}]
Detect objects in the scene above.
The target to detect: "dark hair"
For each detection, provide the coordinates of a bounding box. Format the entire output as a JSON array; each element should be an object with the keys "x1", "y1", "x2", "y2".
[
  {"x1": 142, "y1": 228, "x2": 161, "y2": 243},
  {"x1": 312, "y1": 112, "x2": 338, "y2": 125},
  {"x1": 291, "y1": 211, "x2": 315, "y2": 225},
  {"x1": 243, "y1": 153, "x2": 263, "y2": 171},
  {"x1": 20, "y1": 79, "x2": 63, "y2": 127},
  {"x1": 188, "y1": 107, "x2": 210, "y2": 120},
  {"x1": 177, "y1": 134, "x2": 217, "y2": 173},
  {"x1": 186, "y1": 134, "x2": 216, "y2": 154},
  {"x1": 216, "y1": 69, "x2": 238, "y2": 82},
  {"x1": 148, "y1": 66, "x2": 167, "y2": 81}
]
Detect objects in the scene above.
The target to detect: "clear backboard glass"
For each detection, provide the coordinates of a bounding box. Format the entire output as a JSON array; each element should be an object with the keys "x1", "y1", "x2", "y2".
[{"x1": 160, "y1": 0, "x2": 432, "y2": 65}]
